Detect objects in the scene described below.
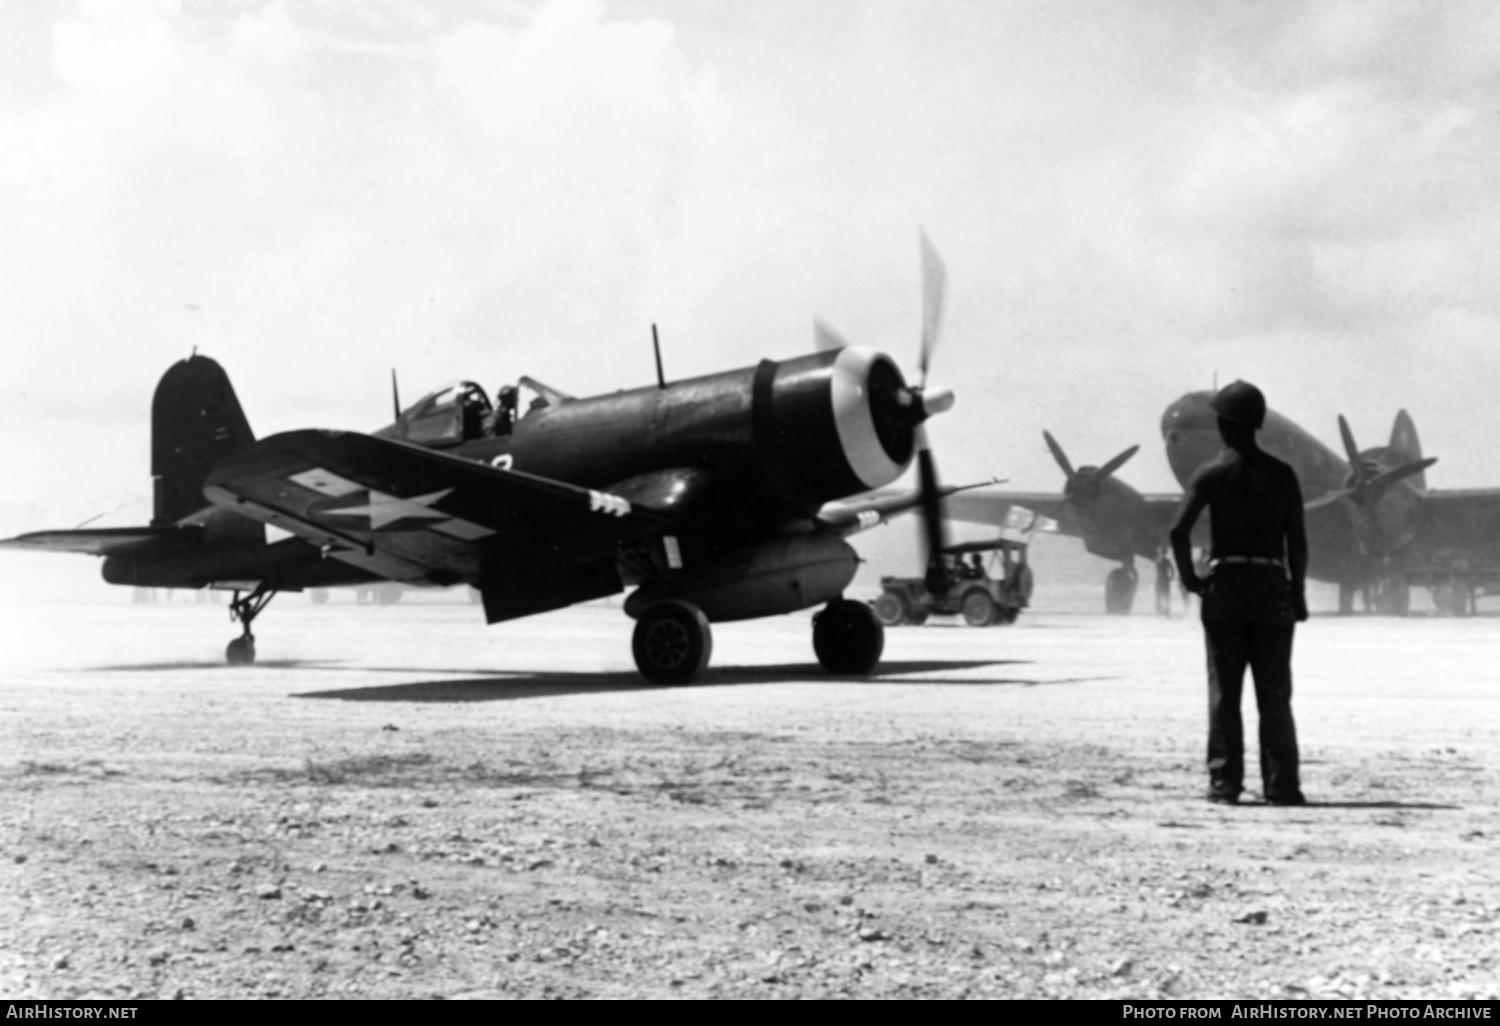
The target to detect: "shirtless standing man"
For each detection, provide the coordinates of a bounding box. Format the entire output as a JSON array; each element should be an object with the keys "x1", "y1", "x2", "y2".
[{"x1": 1169, "y1": 381, "x2": 1309, "y2": 806}]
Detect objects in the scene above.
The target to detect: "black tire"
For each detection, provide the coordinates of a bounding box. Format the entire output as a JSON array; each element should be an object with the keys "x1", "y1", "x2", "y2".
[
  {"x1": 813, "y1": 599, "x2": 885, "y2": 675},
  {"x1": 961, "y1": 589, "x2": 997, "y2": 626},
  {"x1": 1105, "y1": 568, "x2": 1136, "y2": 615},
  {"x1": 1014, "y1": 565, "x2": 1034, "y2": 603},
  {"x1": 872, "y1": 593, "x2": 906, "y2": 626},
  {"x1": 226, "y1": 637, "x2": 256, "y2": 666},
  {"x1": 632, "y1": 600, "x2": 713, "y2": 685}
]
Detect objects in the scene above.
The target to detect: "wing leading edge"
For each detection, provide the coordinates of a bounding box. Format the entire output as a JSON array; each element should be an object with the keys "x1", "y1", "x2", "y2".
[{"x1": 203, "y1": 429, "x2": 675, "y2": 605}]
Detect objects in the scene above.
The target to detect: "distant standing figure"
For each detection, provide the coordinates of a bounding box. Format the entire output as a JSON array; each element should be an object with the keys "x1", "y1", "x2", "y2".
[
  {"x1": 1154, "y1": 554, "x2": 1175, "y2": 616},
  {"x1": 1170, "y1": 381, "x2": 1309, "y2": 807}
]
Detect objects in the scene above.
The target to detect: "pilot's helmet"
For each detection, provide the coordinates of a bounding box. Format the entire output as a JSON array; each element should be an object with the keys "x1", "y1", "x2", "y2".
[
  {"x1": 497, "y1": 385, "x2": 518, "y2": 405},
  {"x1": 1210, "y1": 380, "x2": 1266, "y2": 430}
]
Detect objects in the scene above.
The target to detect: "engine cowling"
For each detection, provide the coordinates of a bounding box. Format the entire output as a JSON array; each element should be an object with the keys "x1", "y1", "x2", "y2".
[
  {"x1": 624, "y1": 533, "x2": 858, "y2": 623},
  {"x1": 752, "y1": 347, "x2": 917, "y2": 510}
]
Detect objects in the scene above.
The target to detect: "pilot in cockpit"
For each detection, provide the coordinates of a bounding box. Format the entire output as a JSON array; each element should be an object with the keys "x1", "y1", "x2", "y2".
[
  {"x1": 493, "y1": 385, "x2": 518, "y2": 436},
  {"x1": 460, "y1": 386, "x2": 490, "y2": 440}
]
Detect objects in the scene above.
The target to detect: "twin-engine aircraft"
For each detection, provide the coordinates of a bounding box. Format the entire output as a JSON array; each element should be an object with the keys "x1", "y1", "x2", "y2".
[
  {"x1": 947, "y1": 392, "x2": 1500, "y2": 615},
  {"x1": 2, "y1": 240, "x2": 958, "y2": 683}
]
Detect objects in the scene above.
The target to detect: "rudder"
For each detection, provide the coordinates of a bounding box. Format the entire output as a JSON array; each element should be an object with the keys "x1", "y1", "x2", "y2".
[
  {"x1": 152, "y1": 356, "x2": 258, "y2": 528},
  {"x1": 1388, "y1": 410, "x2": 1425, "y2": 491}
]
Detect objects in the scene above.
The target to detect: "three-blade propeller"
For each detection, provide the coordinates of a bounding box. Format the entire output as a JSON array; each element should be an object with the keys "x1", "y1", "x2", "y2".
[
  {"x1": 1337, "y1": 415, "x2": 1437, "y2": 505},
  {"x1": 814, "y1": 230, "x2": 956, "y2": 593},
  {"x1": 1042, "y1": 431, "x2": 1139, "y2": 508}
]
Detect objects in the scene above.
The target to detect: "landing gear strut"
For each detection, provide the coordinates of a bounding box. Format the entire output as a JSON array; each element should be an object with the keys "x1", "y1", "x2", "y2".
[
  {"x1": 226, "y1": 585, "x2": 276, "y2": 666},
  {"x1": 812, "y1": 598, "x2": 885, "y2": 674}
]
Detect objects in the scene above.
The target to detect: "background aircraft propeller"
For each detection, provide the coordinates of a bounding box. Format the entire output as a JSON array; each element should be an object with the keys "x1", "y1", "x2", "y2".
[
  {"x1": 1337, "y1": 415, "x2": 1437, "y2": 505},
  {"x1": 1042, "y1": 431, "x2": 1139, "y2": 510}
]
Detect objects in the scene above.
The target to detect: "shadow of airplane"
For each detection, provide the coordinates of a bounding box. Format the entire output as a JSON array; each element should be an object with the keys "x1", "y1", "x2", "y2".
[
  {"x1": 87, "y1": 660, "x2": 347, "y2": 672},
  {"x1": 1283, "y1": 800, "x2": 1461, "y2": 811},
  {"x1": 291, "y1": 660, "x2": 1118, "y2": 703}
]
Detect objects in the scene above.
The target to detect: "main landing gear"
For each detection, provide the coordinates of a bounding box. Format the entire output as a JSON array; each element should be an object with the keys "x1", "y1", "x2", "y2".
[
  {"x1": 226, "y1": 585, "x2": 276, "y2": 666},
  {"x1": 812, "y1": 598, "x2": 885, "y2": 675},
  {"x1": 628, "y1": 597, "x2": 886, "y2": 684},
  {"x1": 1105, "y1": 565, "x2": 1138, "y2": 615},
  {"x1": 631, "y1": 600, "x2": 714, "y2": 685}
]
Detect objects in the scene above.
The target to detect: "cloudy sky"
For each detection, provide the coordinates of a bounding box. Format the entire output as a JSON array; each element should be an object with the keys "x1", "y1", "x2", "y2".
[{"x1": 4, "y1": 0, "x2": 1500, "y2": 537}]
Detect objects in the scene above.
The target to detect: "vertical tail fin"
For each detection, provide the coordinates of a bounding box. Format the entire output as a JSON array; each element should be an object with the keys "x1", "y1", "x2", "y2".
[
  {"x1": 1388, "y1": 410, "x2": 1425, "y2": 491},
  {"x1": 151, "y1": 356, "x2": 258, "y2": 528}
]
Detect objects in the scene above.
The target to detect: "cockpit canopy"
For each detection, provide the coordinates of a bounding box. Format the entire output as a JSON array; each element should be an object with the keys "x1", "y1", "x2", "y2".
[{"x1": 380, "y1": 381, "x2": 492, "y2": 447}]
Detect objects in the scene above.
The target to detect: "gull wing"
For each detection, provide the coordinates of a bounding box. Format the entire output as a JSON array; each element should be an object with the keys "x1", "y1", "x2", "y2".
[{"x1": 203, "y1": 429, "x2": 668, "y2": 590}]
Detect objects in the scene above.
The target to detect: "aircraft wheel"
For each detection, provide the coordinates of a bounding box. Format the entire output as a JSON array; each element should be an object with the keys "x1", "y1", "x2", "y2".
[
  {"x1": 813, "y1": 599, "x2": 885, "y2": 675},
  {"x1": 1105, "y1": 568, "x2": 1136, "y2": 615},
  {"x1": 226, "y1": 637, "x2": 256, "y2": 666},
  {"x1": 961, "y1": 589, "x2": 998, "y2": 626},
  {"x1": 873, "y1": 593, "x2": 906, "y2": 626},
  {"x1": 632, "y1": 600, "x2": 713, "y2": 685}
]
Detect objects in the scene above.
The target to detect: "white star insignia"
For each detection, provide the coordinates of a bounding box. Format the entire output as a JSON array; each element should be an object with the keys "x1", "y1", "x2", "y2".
[{"x1": 325, "y1": 488, "x2": 454, "y2": 530}]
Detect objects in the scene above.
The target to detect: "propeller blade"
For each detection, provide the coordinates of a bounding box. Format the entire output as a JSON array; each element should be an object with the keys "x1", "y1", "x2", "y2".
[
  {"x1": 813, "y1": 318, "x2": 852, "y2": 353},
  {"x1": 1096, "y1": 444, "x2": 1140, "y2": 482},
  {"x1": 1360, "y1": 457, "x2": 1439, "y2": 494},
  {"x1": 1304, "y1": 489, "x2": 1353, "y2": 512},
  {"x1": 920, "y1": 386, "x2": 955, "y2": 416},
  {"x1": 918, "y1": 228, "x2": 947, "y2": 387},
  {"x1": 1043, "y1": 431, "x2": 1077, "y2": 482},
  {"x1": 915, "y1": 427, "x2": 952, "y2": 595},
  {"x1": 1338, "y1": 415, "x2": 1368, "y2": 484}
]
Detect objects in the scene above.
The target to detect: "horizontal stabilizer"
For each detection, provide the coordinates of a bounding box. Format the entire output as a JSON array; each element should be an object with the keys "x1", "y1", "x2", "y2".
[{"x1": 0, "y1": 525, "x2": 201, "y2": 556}]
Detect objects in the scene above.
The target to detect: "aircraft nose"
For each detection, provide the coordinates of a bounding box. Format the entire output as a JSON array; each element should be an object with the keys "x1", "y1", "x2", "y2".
[
  {"x1": 1160, "y1": 392, "x2": 1224, "y2": 484},
  {"x1": 1161, "y1": 393, "x2": 1217, "y2": 442}
]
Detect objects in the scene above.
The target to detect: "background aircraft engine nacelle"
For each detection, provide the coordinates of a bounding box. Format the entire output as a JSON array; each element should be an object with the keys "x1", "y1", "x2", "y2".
[
  {"x1": 624, "y1": 534, "x2": 858, "y2": 623},
  {"x1": 755, "y1": 347, "x2": 916, "y2": 510}
]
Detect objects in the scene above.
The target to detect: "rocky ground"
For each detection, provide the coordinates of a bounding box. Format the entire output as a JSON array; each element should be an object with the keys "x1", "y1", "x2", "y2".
[{"x1": 2, "y1": 597, "x2": 1497, "y2": 1000}]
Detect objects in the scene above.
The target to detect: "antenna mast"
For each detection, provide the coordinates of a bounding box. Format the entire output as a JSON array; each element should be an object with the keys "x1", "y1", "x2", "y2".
[{"x1": 652, "y1": 324, "x2": 666, "y2": 388}]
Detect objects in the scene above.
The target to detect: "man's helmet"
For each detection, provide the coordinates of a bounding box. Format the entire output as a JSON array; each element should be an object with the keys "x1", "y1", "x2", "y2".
[{"x1": 1210, "y1": 380, "x2": 1266, "y2": 430}]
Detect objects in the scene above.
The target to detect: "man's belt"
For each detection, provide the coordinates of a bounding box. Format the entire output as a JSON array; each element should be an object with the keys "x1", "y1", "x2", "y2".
[{"x1": 1210, "y1": 556, "x2": 1285, "y2": 569}]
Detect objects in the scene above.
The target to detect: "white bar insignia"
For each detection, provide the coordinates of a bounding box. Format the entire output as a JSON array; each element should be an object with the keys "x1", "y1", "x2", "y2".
[{"x1": 588, "y1": 490, "x2": 631, "y2": 517}]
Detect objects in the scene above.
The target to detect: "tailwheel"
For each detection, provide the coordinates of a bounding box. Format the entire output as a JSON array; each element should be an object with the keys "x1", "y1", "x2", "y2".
[
  {"x1": 812, "y1": 598, "x2": 885, "y2": 675},
  {"x1": 226, "y1": 585, "x2": 277, "y2": 666},
  {"x1": 631, "y1": 600, "x2": 713, "y2": 685},
  {"x1": 226, "y1": 636, "x2": 256, "y2": 666}
]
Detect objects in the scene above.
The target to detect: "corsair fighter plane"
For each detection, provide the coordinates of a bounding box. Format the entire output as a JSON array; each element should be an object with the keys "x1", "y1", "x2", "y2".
[{"x1": 3, "y1": 239, "x2": 961, "y2": 682}]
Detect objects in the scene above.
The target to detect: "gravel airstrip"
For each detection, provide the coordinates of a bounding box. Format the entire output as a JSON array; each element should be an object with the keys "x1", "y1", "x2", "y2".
[{"x1": 2, "y1": 593, "x2": 1497, "y2": 1000}]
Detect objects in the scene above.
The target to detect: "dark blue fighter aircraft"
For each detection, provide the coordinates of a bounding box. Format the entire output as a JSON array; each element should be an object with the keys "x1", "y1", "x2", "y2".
[{"x1": 2, "y1": 238, "x2": 959, "y2": 683}]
